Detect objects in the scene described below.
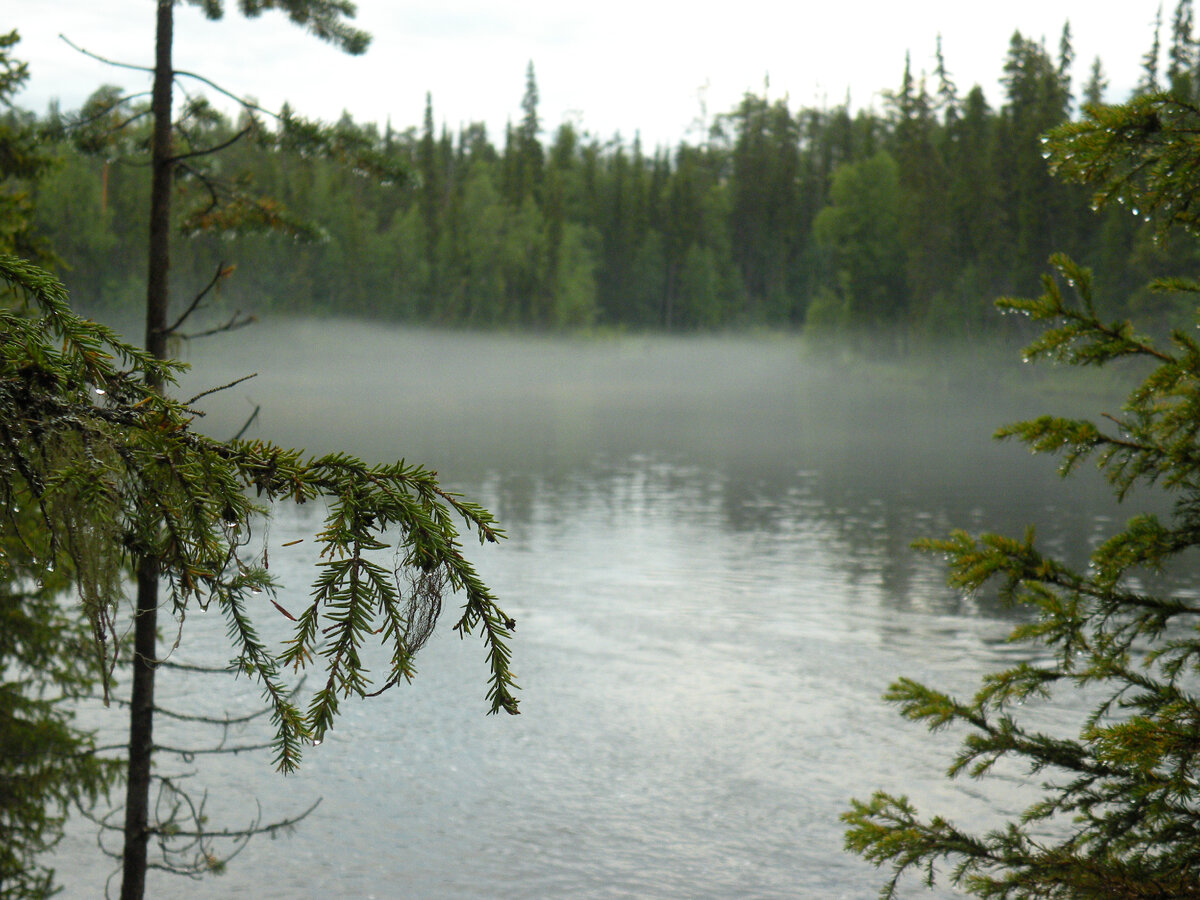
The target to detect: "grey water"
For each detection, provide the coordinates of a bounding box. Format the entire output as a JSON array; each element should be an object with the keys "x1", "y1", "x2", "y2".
[{"x1": 51, "y1": 324, "x2": 1138, "y2": 898}]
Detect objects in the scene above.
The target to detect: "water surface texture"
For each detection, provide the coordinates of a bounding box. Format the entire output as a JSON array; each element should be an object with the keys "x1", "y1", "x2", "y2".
[{"x1": 53, "y1": 325, "x2": 1136, "y2": 898}]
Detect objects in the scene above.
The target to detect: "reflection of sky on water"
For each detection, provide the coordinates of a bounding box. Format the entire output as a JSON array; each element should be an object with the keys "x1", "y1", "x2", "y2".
[{"x1": 50, "y1": 326, "x2": 1170, "y2": 898}]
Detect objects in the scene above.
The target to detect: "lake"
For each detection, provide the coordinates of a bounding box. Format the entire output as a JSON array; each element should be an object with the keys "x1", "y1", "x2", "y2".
[{"x1": 51, "y1": 324, "x2": 1135, "y2": 898}]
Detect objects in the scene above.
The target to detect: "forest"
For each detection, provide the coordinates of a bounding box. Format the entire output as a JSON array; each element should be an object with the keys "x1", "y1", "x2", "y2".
[
  {"x1": 13, "y1": 2, "x2": 1200, "y2": 898},
  {"x1": 11, "y1": 10, "x2": 1200, "y2": 338}
]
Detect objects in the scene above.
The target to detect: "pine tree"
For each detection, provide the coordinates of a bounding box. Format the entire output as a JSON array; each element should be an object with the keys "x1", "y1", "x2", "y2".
[
  {"x1": 1058, "y1": 22, "x2": 1076, "y2": 113},
  {"x1": 0, "y1": 30, "x2": 55, "y2": 266},
  {"x1": 845, "y1": 91, "x2": 1200, "y2": 898},
  {"x1": 0, "y1": 33, "x2": 125, "y2": 900},
  {"x1": 887, "y1": 51, "x2": 950, "y2": 334},
  {"x1": 1139, "y1": 4, "x2": 1165, "y2": 94},
  {"x1": 995, "y1": 31, "x2": 1076, "y2": 295},
  {"x1": 2, "y1": 249, "x2": 519, "y2": 893},
  {"x1": 1082, "y1": 57, "x2": 1108, "y2": 108},
  {"x1": 933, "y1": 35, "x2": 959, "y2": 127},
  {"x1": 417, "y1": 91, "x2": 442, "y2": 314},
  {"x1": 723, "y1": 92, "x2": 802, "y2": 322},
  {"x1": 505, "y1": 60, "x2": 544, "y2": 207},
  {"x1": 1168, "y1": 0, "x2": 1196, "y2": 98},
  {"x1": 31, "y1": 4, "x2": 514, "y2": 898}
]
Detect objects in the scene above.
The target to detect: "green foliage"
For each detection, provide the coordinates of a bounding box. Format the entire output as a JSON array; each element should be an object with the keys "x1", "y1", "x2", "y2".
[
  {"x1": 18, "y1": 6, "x2": 1200, "y2": 338},
  {"x1": 1051, "y1": 93, "x2": 1200, "y2": 238},
  {"x1": 37, "y1": 76, "x2": 409, "y2": 320},
  {"x1": 20, "y1": 27, "x2": 1099, "y2": 334},
  {"x1": 812, "y1": 151, "x2": 907, "y2": 329},
  {"x1": 0, "y1": 35, "x2": 125, "y2": 900},
  {"x1": 720, "y1": 94, "x2": 805, "y2": 321},
  {"x1": 0, "y1": 254, "x2": 518, "y2": 776},
  {"x1": 0, "y1": 30, "x2": 56, "y2": 266},
  {"x1": 192, "y1": 0, "x2": 370, "y2": 55},
  {"x1": 844, "y1": 91, "x2": 1200, "y2": 898},
  {"x1": 1, "y1": 505, "x2": 122, "y2": 899}
]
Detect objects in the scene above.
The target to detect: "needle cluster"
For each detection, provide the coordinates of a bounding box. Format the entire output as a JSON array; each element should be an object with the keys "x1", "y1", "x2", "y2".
[
  {"x1": 1, "y1": 254, "x2": 518, "y2": 783},
  {"x1": 845, "y1": 94, "x2": 1200, "y2": 899}
]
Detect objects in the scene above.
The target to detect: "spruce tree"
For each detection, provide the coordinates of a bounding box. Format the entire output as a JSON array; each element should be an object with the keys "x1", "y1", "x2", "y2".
[
  {"x1": 844, "y1": 91, "x2": 1200, "y2": 898},
  {"x1": 0, "y1": 33, "x2": 124, "y2": 900},
  {"x1": 121, "y1": 5, "x2": 370, "y2": 896},
  {"x1": 0, "y1": 30, "x2": 55, "y2": 266},
  {"x1": 1, "y1": 250, "x2": 518, "y2": 895},
  {"x1": 1168, "y1": 0, "x2": 1196, "y2": 98},
  {"x1": 1139, "y1": 5, "x2": 1165, "y2": 95},
  {"x1": 933, "y1": 35, "x2": 960, "y2": 127},
  {"x1": 19, "y1": 4, "x2": 515, "y2": 898},
  {"x1": 1082, "y1": 57, "x2": 1108, "y2": 108}
]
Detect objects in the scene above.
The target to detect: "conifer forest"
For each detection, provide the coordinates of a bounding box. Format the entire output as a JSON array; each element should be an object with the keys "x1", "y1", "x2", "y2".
[
  {"x1": 14, "y1": 15, "x2": 1199, "y2": 338},
  {"x1": 18, "y1": 1, "x2": 1200, "y2": 898}
]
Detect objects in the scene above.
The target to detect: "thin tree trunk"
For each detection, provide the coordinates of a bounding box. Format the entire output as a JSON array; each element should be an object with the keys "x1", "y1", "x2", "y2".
[
  {"x1": 143, "y1": 0, "x2": 172, "y2": 369},
  {"x1": 120, "y1": 3, "x2": 173, "y2": 897},
  {"x1": 119, "y1": 562, "x2": 160, "y2": 900}
]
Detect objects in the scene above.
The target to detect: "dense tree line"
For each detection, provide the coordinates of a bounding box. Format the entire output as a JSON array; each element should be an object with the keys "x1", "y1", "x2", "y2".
[{"x1": 14, "y1": 7, "x2": 1200, "y2": 337}]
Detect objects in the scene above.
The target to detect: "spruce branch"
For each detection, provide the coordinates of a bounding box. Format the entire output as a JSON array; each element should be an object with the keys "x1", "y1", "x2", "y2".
[{"x1": 2, "y1": 255, "x2": 518, "y2": 779}]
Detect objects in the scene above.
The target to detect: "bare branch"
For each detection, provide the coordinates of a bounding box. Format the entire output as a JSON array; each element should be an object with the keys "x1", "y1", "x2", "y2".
[
  {"x1": 171, "y1": 67, "x2": 279, "y2": 119},
  {"x1": 58, "y1": 34, "x2": 153, "y2": 76},
  {"x1": 56, "y1": 98, "x2": 152, "y2": 135},
  {"x1": 179, "y1": 311, "x2": 258, "y2": 342},
  {"x1": 363, "y1": 675, "x2": 402, "y2": 697},
  {"x1": 157, "y1": 660, "x2": 235, "y2": 674},
  {"x1": 153, "y1": 740, "x2": 276, "y2": 756},
  {"x1": 170, "y1": 125, "x2": 252, "y2": 164},
  {"x1": 185, "y1": 373, "x2": 258, "y2": 406},
  {"x1": 164, "y1": 262, "x2": 234, "y2": 335},
  {"x1": 60, "y1": 34, "x2": 278, "y2": 121},
  {"x1": 155, "y1": 705, "x2": 269, "y2": 726},
  {"x1": 148, "y1": 798, "x2": 321, "y2": 840},
  {"x1": 231, "y1": 404, "x2": 261, "y2": 441},
  {"x1": 113, "y1": 108, "x2": 153, "y2": 133},
  {"x1": 173, "y1": 161, "x2": 221, "y2": 229}
]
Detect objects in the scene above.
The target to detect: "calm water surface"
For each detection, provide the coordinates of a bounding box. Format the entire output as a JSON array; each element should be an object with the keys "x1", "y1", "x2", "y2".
[{"x1": 51, "y1": 324, "x2": 1136, "y2": 898}]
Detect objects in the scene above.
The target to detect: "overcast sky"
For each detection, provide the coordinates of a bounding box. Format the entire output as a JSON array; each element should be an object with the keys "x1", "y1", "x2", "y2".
[{"x1": 11, "y1": 1, "x2": 1170, "y2": 148}]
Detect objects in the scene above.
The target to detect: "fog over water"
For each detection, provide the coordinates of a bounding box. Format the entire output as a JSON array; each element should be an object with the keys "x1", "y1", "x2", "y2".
[
  {"x1": 51, "y1": 322, "x2": 1150, "y2": 898},
  {"x1": 175, "y1": 320, "x2": 1105, "y2": 484}
]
